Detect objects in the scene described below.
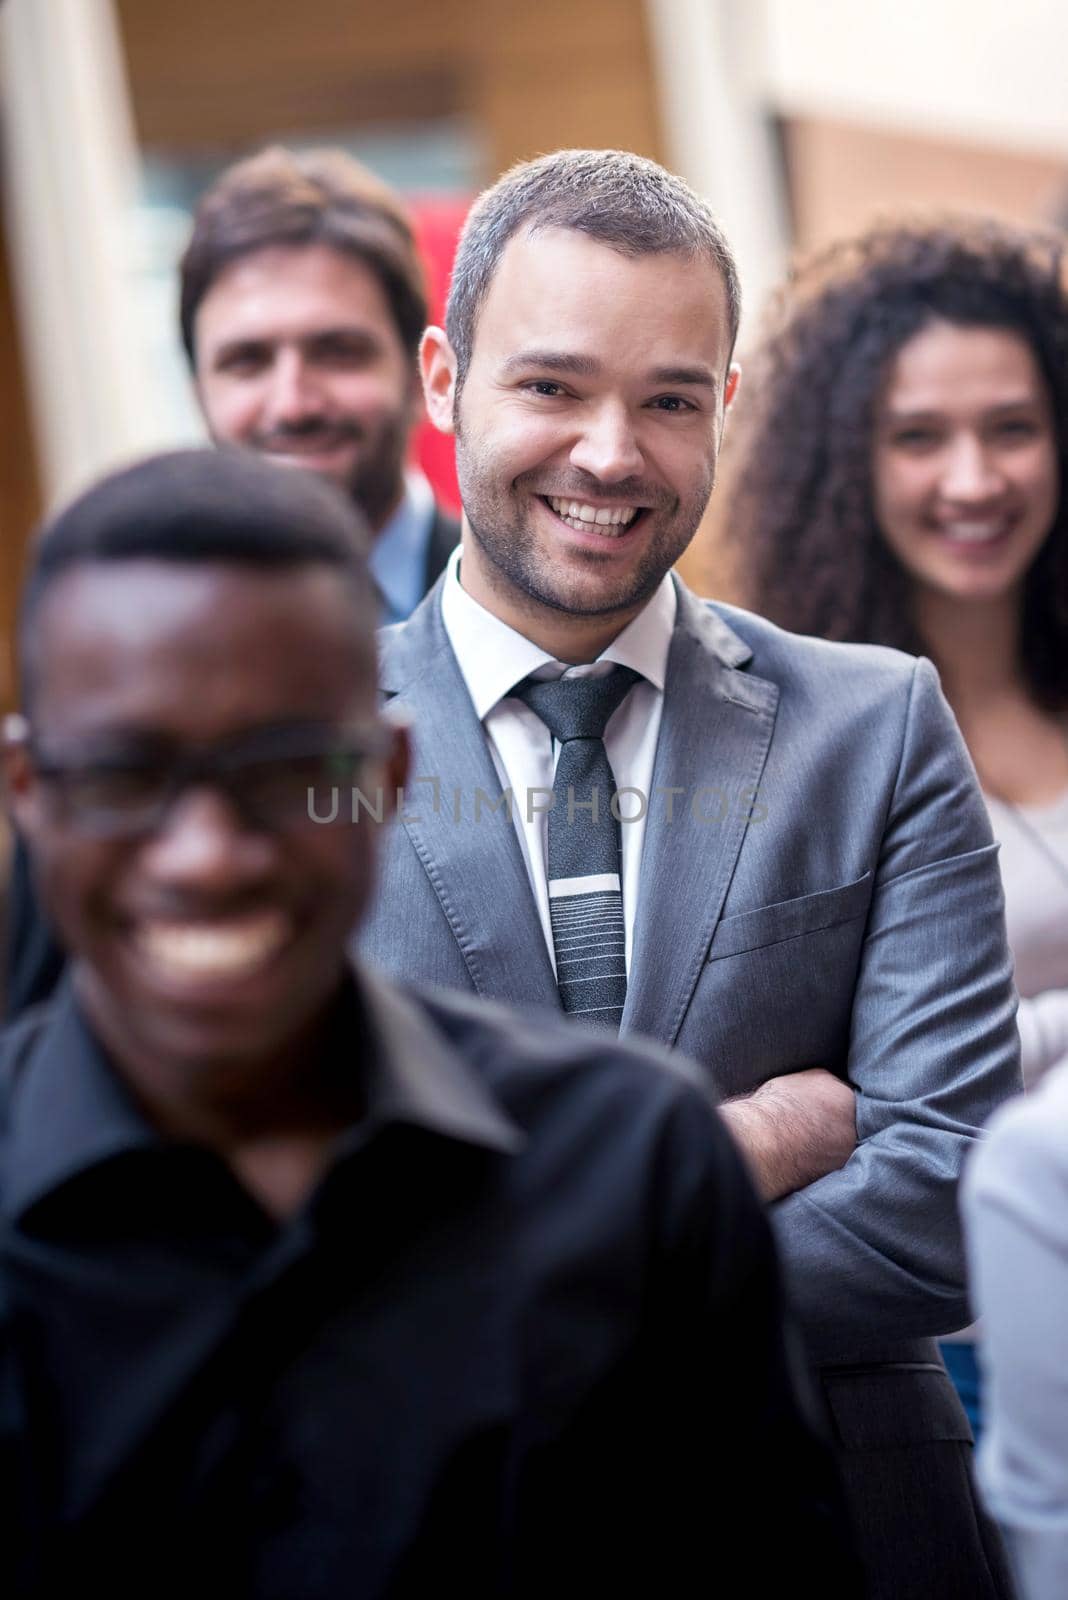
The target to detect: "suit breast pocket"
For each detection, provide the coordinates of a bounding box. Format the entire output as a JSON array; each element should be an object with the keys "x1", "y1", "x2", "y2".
[
  {"x1": 707, "y1": 871, "x2": 873, "y2": 962},
  {"x1": 680, "y1": 874, "x2": 873, "y2": 1089}
]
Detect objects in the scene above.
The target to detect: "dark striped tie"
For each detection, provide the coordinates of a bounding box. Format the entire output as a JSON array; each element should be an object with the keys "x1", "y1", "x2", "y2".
[{"x1": 515, "y1": 666, "x2": 640, "y2": 1030}]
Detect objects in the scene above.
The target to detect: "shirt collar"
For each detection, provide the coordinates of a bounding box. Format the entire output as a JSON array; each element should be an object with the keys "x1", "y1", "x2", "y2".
[
  {"x1": 3, "y1": 980, "x2": 163, "y2": 1222},
  {"x1": 3, "y1": 964, "x2": 520, "y2": 1224},
  {"x1": 368, "y1": 470, "x2": 436, "y2": 626},
  {"x1": 357, "y1": 967, "x2": 523, "y2": 1154},
  {"x1": 440, "y1": 545, "x2": 676, "y2": 718},
  {"x1": 597, "y1": 568, "x2": 676, "y2": 690}
]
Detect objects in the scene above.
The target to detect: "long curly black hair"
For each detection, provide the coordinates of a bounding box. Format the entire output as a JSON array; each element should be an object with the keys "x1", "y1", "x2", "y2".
[{"x1": 730, "y1": 218, "x2": 1068, "y2": 709}]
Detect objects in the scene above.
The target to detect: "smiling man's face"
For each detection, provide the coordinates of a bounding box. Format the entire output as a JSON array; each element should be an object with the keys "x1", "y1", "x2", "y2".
[
  {"x1": 8, "y1": 560, "x2": 403, "y2": 1085},
  {"x1": 422, "y1": 226, "x2": 738, "y2": 655},
  {"x1": 194, "y1": 243, "x2": 419, "y2": 531}
]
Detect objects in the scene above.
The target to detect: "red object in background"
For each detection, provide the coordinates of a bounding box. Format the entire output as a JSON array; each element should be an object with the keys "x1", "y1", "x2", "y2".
[{"x1": 408, "y1": 195, "x2": 472, "y2": 516}]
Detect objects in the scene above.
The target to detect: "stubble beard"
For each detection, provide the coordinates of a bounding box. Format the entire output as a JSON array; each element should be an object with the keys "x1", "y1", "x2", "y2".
[{"x1": 455, "y1": 427, "x2": 714, "y2": 621}]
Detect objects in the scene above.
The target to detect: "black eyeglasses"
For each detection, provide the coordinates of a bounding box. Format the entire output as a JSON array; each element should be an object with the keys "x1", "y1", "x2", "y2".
[{"x1": 12, "y1": 719, "x2": 394, "y2": 837}]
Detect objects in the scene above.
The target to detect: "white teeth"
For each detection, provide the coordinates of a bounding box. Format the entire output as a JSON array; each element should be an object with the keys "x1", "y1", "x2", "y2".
[
  {"x1": 135, "y1": 913, "x2": 291, "y2": 981},
  {"x1": 939, "y1": 522, "x2": 1007, "y2": 545},
  {"x1": 547, "y1": 497, "x2": 639, "y2": 536}
]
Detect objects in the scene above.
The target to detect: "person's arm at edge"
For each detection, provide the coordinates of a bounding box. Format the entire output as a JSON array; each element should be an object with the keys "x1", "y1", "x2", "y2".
[
  {"x1": 963, "y1": 1077, "x2": 1068, "y2": 1600},
  {"x1": 1017, "y1": 991, "x2": 1068, "y2": 1090}
]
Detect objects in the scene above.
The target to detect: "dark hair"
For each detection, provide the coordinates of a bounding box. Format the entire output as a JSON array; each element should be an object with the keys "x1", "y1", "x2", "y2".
[
  {"x1": 445, "y1": 148, "x2": 742, "y2": 385},
  {"x1": 179, "y1": 145, "x2": 428, "y2": 364},
  {"x1": 730, "y1": 217, "x2": 1068, "y2": 709},
  {"x1": 19, "y1": 448, "x2": 375, "y2": 706}
]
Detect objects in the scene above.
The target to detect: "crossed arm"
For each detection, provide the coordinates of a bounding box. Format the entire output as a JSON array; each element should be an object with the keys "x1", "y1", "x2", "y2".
[
  {"x1": 716, "y1": 659, "x2": 1022, "y2": 1349},
  {"x1": 720, "y1": 1067, "x2": 857, "y2": 1203}
]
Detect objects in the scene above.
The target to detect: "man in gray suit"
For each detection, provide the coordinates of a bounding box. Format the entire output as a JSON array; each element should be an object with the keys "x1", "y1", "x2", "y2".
[{"x1": 358, "y1": 148, "x2": 1021, "y2": 1598}]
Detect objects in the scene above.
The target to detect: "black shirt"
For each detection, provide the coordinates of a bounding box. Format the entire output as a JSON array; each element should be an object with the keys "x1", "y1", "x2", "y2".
[{"x1": 0, "y1": 967, "x2": 859, "y2": 1597}]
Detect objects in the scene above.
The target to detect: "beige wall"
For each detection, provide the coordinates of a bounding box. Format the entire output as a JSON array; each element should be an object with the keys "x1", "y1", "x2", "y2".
[
  {"x1": 786, "y1": 116, "x2": 1068, "y2": 252},
  {"x1": 762, "y1": 0, "x2": 1068, "y2": 159},
  {"x1": 115, "y1": 0, "x2": 663, "y2": 175}
]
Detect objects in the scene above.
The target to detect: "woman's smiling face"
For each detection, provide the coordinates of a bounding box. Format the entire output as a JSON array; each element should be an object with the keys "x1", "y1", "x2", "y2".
[{"x1": 872, "y1": 319, "x2": 1059, "y2": 607}]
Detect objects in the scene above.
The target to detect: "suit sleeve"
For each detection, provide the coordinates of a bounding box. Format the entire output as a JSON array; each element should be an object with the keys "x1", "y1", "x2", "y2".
[{"x1": 772, "y1": 656, "x2": 1022, "y2": 1350}]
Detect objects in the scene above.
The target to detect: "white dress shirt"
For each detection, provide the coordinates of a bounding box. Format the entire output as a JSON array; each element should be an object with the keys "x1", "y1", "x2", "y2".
[{"x1": 440, "y1": 548, "x2": 675, "y2": 976}]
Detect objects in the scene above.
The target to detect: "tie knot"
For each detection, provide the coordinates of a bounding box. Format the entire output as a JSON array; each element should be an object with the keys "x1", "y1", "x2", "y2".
[{"x1": 515, "y1": 666, "x2": 640, "y2": 743}]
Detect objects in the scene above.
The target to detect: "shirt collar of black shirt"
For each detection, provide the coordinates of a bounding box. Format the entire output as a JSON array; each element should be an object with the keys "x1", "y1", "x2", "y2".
[{"x1": 1, "y1": 962, "x2": 522, "y2": 1227}]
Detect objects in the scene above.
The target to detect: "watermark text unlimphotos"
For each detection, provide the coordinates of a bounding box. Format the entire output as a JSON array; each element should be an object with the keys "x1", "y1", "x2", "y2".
[{"x1": 308, "y1": 777, "x2": 768, "y2": 827}]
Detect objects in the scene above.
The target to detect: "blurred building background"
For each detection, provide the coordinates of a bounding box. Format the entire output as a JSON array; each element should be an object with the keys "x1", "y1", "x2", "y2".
[{"x1": 3, "y1": 0, "x2": 1068, "y2": 701}]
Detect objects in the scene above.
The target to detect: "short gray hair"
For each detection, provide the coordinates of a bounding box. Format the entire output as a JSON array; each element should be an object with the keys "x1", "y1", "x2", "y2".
[{"x1": 445, "y1": 148, "x2": 741, "y2": 382}]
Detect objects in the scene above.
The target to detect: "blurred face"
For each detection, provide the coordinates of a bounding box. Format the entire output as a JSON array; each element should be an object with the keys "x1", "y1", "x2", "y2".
[
  {"x1": 194, "y1": 244, "x2": 420, "y2": 530},
  {"x1": 422, "y1": 227, "x2": 738, "y2": 643},
  {"x1": 7, "y1": 562, "x2": 405, "y2": 1084},
  {"x1": 873, "y1": 320, "x2": 1059, "y2": 607}
]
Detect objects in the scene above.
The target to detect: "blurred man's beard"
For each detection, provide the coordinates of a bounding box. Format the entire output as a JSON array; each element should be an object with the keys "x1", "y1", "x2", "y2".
[{"x1": 347, "y1": 411, "x2": 413, "y2": 534}]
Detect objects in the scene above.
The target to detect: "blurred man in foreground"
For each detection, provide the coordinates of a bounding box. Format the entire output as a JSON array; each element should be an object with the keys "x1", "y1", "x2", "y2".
[{"x1": 0, "y1": 450, "x2": 857, "y2": 1597}]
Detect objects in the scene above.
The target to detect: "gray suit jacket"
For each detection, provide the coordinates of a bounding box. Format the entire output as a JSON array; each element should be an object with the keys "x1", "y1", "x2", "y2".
[{"x1": 360, "y1": 576, "x2": 1021, "y2": 1595}]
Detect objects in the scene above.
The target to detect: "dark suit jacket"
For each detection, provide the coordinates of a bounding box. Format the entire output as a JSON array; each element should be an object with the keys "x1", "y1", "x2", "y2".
[{"x1": 359, "y1": 575, "x2": 1022, "y2": 1600}]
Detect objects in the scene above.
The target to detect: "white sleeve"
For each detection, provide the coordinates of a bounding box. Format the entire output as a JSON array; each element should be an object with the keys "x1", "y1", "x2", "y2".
[
  {"x1": 1016, "y1": 991, "x2": 1068, "y2": 1090},
  {"x1": 963, "y1": 1069, "x2": 1068, "y2": 1600}
]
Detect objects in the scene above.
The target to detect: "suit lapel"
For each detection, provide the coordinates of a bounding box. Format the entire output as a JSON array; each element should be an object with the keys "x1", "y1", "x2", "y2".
[
  {"x1": 380, "y1": 589, "x2": 559, "y2": 1010},
  {"x1": 623, "y1": 585, "x2": 779, "y2": 1047}
]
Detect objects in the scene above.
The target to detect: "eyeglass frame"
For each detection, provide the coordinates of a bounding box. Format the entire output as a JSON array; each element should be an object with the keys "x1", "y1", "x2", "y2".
[{"x1": 2, "y1": 712, "x2": 397, "y2": 838}]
